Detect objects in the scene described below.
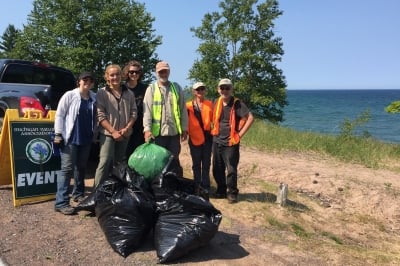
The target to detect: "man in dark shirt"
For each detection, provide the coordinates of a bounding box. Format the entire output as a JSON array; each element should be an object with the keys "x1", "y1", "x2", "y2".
[{"x1": 211, "y1": 78, "x2": 254, "y2": 203}]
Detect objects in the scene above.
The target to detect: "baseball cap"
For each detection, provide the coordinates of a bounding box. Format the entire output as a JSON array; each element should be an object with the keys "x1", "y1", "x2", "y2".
[
  {"x1": 79, "y1": 71, "x2": 94, "y2": 80},
  {"x1": 218, "y1": 78, "x2": 232, "y2": 87},
  {"x1": 192, "y1": 82, "x2": 206, "y2": 90},
  {"x1": 155, "y1": 61, "x2": 170, "y2": 72}
]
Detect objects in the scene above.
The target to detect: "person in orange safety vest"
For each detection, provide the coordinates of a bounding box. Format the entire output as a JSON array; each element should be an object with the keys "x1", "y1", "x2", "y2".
[
  {"x1": 186, "y1": 82, "x2": 213, "y2": 200},
  {"x1": 211, "y1": 78, "x2": 254, "y2": 203}
]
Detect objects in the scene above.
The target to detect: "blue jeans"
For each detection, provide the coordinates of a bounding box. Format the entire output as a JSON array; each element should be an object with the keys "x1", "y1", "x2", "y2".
[
  {"x1": 212, "y1": 143, "x2": 240, "y2": 195},
  {"x1": 189, "y1": 138, "x2": 212, "y2": 190},
  {"x1": 94, "y1": 134, "x2": 129, "y2": 187},
  {"x1": 55, "y1": 143, "x2": 92, "y2": 208}
]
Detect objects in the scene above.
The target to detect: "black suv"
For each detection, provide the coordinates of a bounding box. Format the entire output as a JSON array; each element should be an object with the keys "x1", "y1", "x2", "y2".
[{"x1": 0, "y1": 59, "x2": 76, "y2": 129}]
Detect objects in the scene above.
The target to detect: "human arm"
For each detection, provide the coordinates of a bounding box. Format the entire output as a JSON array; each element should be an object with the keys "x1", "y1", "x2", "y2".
[
  {"x1": 96, "y1": 88, "x2": 123, "y2": 140},
  {"x1": 53, "y1": 91, "x2": 71, "y2": 137},
  {"x1": 238, "y1": 111, "x2": 254, "y2": 138},
  {"x1": 142, "y1": 84, "x2": 154, "y2": 142},
  {"x1": 120, "y1": 90, "x2": 137, "y2": 138},
  {"x1": 177, "y1": 82, "x2": 188, "y2": 141}
]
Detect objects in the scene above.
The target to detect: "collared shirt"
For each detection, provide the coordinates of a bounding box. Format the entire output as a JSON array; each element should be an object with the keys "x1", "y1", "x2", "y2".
[
  {"x1": 96, "y1": 84, "x2": 137, "y2": 136},
  {"x1": 143, "y1": 81, "x2": 188, "y2": 136}
]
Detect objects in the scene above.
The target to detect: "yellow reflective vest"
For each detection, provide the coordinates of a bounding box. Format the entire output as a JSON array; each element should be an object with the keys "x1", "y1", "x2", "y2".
[{"x1": 151, "y1": 82, "x2": 182, "y2": 136}]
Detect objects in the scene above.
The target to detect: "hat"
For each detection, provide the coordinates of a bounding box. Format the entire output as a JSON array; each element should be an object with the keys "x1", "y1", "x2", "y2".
[
  {"x1": 192, "y1": 82, "x2": 205, "y2": 90},
  {"x1": 155, "y1": 61, "x2": 170, "y2": 72},
  {"x1": 79, "y1": 71, "x2": 94, "y2": 80},
  {"x1": 218, "y1": 78, "x2": 232, "y2": 87}
]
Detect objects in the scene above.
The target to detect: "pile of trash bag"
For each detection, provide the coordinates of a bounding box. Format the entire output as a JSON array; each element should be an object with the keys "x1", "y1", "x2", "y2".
[{"x1": 77, "y1": 143, "x2": 222, "y2": 263}]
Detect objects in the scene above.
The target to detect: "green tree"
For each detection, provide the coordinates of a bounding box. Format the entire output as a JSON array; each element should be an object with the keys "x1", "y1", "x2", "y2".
[
  {"x1": 10, "y1": 0, "x2": 161, "y2": 86},
  {"x1": 189, "y1": 0, "x2": 287, "y2": 122},
  {"x1": 0, "y1": 24, "x2": 21, "y2": 57},
  {"x1": 385, "y1": 101, "x2": 400, "y2": 114}
]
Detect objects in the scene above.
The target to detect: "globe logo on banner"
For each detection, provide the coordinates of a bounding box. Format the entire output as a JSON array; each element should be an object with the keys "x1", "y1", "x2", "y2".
[{"x1": 25, "y1": 138, "x2": 52, "y2": 164}]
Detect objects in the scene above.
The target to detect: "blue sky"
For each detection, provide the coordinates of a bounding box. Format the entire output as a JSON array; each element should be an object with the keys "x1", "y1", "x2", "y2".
[{"x1": 1, "y1": 0, "x2": 399, "y2": 90}]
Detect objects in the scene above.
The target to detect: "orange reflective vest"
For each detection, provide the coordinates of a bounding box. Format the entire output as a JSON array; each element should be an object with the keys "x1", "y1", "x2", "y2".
[
  {"x1": 211, "y1": 97, "x2": 247, "y2": 146},
  {"x1": 186, "y1": 99, "x2": 213, "y2": 145}
]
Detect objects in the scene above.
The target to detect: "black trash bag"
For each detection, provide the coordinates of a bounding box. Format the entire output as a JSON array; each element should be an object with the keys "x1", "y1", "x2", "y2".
[
  {"x1": 95, "y1": 175, "x2": 156, "y2": 257},
  {"x1": 154, "y1": 194, "x2": 222, "y2": 263},
  {"x1": 150, "y1": 155, "x2": 196, "y2": 202},
  {"x1": 75, "y1": 191, "x2": 96, "y2": 213},
  {"x1": 75, "y1": 162, "x2": 150, "y2": 215}
]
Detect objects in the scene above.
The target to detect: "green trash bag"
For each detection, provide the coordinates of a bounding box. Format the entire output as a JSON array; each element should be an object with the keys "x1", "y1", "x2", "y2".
[{"x1": 128, "y1": 142, "x2": 172, "y2": 181}]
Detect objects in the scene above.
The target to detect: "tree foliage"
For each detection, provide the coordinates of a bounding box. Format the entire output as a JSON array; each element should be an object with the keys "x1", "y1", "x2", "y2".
[
  {"x1": 385, "y1": 101, "x2": 400, "y2": 114},
  {"x1": 0, "y1": 24, "x2": 21, "y2": 57},
  {"x1": 189, "y1": 0, "x2": 287, "y2": 122},
  {"x1": 8, "y1": 0, "x2": 161, "y2": 87}
]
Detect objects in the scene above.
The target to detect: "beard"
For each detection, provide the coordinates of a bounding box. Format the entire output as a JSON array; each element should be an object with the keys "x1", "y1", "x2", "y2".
[{"x1": 158, "y1": 77, "x2": 169, "y2": 83}]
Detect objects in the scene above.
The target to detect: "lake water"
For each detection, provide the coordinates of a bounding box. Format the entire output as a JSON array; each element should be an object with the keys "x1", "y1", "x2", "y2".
[{"x1": 280, "y1": 89, "x2": 400, "y2": 144}]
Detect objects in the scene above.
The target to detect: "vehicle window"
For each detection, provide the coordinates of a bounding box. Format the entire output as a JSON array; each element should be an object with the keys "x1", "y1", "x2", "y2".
[{"x1": 1, "y1": 63, "x2": 75, "y2": 89}]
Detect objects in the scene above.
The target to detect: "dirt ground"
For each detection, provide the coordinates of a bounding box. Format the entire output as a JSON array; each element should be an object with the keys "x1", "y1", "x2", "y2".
[{"x1": 1, "y1": 141, "x2": 400, "y2": 265}]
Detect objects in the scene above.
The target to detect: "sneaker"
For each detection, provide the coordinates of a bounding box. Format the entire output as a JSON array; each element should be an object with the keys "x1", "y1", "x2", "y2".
[
  {"x1": 72, "y1": 195, "x2": 86, "y2": 203},
  {"x1": 227, "y1": 193, "x2": 238, "y2": 204},
  {"x1": 55, "y1": 205, "x2": 75, "y2": 215}
]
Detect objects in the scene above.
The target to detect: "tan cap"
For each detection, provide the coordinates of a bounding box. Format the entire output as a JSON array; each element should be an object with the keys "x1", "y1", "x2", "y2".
[
  {"x1": 155, "y1": 61, "x2": 170, "y2": 72},
  {"x1": 192, "y1": 82, "x2": 205, "y2": 90},
  {"x1": 218, "y1": 78, "x2": 232, "y2": 87}
]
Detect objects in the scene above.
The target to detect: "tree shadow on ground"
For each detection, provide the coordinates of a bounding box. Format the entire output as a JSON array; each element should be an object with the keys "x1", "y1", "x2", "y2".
[{"x1": 239, "y1": 192, "x2": 309, "y2": 211}]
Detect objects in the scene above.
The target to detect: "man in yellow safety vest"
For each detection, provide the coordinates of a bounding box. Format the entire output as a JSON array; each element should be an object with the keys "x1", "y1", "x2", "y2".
[{"x1": 143, "y1": 61, "x2": 188, "y2": 176}]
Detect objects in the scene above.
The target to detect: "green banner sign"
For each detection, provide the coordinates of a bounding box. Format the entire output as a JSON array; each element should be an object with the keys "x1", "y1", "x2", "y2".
[{"x1": 11, "y1": 122, "x2": 60, "y2": 199}]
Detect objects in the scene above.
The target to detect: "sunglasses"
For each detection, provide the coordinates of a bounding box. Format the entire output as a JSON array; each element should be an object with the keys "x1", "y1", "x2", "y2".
[
  {"x1": 219, "y1": 85, "x2": 231, "y2": 91},
  {"x1": 82, "y1": 77, "x2": 93, "y2": 82},
  {"x1": 128, "y1": 70, "x2": 141, "y2": 75},
  {"x1": 195, "y1": 86, "x2": 206, "y2": 91}
]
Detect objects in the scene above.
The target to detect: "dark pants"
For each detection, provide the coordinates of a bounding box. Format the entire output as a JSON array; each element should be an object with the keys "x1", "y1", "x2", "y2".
[
  {"x1": 189, "y1": 138, "x2": 212, "y2": 190},
  {"x1": 212, "y1": 143, "x2": 240, "y2": 195},
  {"x1": 154, "y1": 135, "x2": 183, "y2": 177},
  {"x1": 126, "y1": 129, "x2": 145, "y2": 158}
]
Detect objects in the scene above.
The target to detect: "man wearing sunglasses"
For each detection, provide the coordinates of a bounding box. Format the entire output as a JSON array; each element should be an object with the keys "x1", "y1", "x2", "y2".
[{"x1": 211, "y1": 78, "x2": 254, "y2": 203}]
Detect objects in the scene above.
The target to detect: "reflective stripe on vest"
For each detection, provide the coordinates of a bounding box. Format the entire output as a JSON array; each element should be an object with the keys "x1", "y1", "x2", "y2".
[
  {"x1": 151, "y1": 82, "x2": 182, "y2": 136},
  {"x1": 186, "y1": 99, "x2": 213, "y2": 146},
  {"x1": 211, "y1": 96, "x2": 246, "y2": 146}
]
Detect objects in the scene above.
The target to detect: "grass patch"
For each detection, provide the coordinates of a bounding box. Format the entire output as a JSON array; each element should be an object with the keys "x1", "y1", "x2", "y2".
[
  {"x1": 267, "y1": 216, "x2": 287, "y2": 230},
  {"x1": 321, "y1": 231, "x2": 343, "y2": 245},
  {"x1": 290, "y1": 223, "x2": 310, "y2": 238},
  {"x1": 241, "y1": 120, "x2": 400, "y2": 170}
]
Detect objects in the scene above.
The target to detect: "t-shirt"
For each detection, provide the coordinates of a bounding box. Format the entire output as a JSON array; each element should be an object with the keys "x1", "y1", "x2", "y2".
[
  {"x1": 214, "y1": 97, "x2": 249, "y2": 146},
  {"x1": 69, "y1": 98, "x2": 94, "y2": 145},
  {"x1": 127, "y1": 82, "x2": 147, "y2": 134}
]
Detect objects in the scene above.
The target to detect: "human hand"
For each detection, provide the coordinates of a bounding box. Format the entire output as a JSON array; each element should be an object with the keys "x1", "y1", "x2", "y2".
[
  {"x1": 111, "y1": 131, "x2": 124, "y2": 141},
  {"x1": 144, "y1": 131, "x2": 154, "y2": 142},
  {"x1": 181, "y1": 131, "x2": 188, "y2": 141},
  {"x1": 53, "y1": 134, "x2": 64, "y2": 148},
  {"x1": 119, "y1": 127, "x2": 129, "y2": 139}
]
